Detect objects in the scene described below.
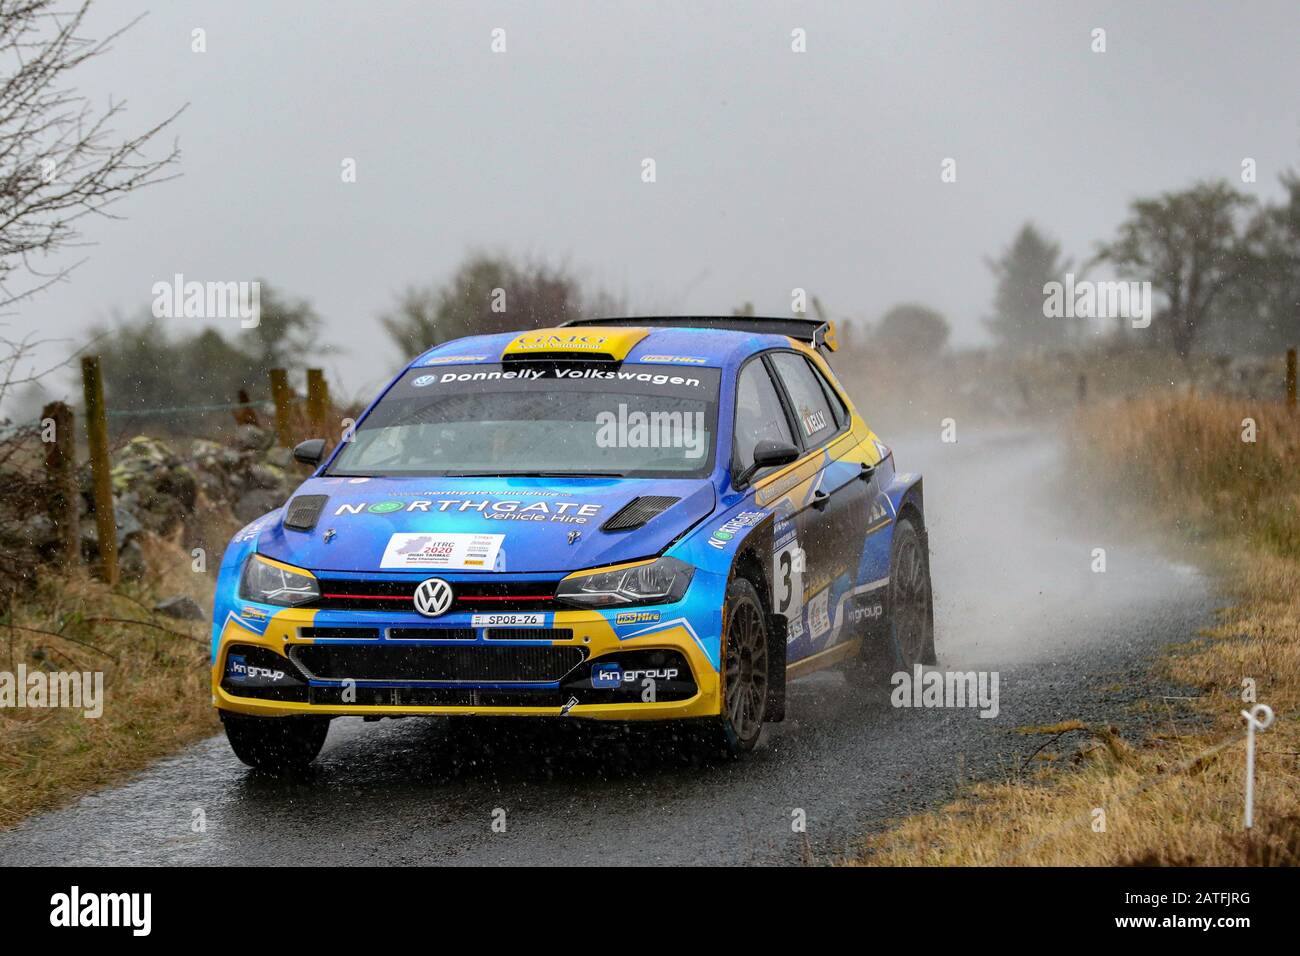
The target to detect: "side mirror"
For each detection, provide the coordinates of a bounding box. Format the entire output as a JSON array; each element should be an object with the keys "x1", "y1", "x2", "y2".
[
  {"x1": 293, "y1": 438, "x2": 327, "y2": 466},
  {"x1": 735, "y1": 439, "x2": 800, "y2": 487}
]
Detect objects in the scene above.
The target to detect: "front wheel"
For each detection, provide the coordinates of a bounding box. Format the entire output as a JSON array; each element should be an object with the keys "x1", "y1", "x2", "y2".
[
  {"x1": 709, "y1": 578, "x2": 771, "y2": 756},
  {"x1": 221, "y1": 712, "x2": 330, "y2": 772}
]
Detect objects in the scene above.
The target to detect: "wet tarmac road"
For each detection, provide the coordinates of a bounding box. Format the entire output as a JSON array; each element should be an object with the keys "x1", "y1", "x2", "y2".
[{"x1": 0, "y1": 427, "x2": 1215, "y2": 865}]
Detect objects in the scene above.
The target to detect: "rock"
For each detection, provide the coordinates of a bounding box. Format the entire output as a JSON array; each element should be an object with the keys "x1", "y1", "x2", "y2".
[
  {"x1": 248, "y1": 463, "x2": 286, "y2": 490},
  {"x1": 154, "y1": 595, "x2": 206, "y2": 620},
  {"x1": 119, "y1": 538, "x2": 147, "y2": 581},
  {"x1": 109, "y1": 436, "x2": 197, "y2": 536},
  {"x1": 192, "y1": 468, "x2": 227, "y2": 501},
  {"x1": 22, "y1": 514, "x2": 56, "y2": 548},
  {"x1": 77, "y1": 499, "x2": 142, "y2": 547},
  {"x1": 190, "y1": 439, "x2": 224, "y2": 460},
  {"x1": 234, "y1": 424, "x2": 272, "y2": 452},
  {"x1": 265, "y1": 446, "x2": 293, "y2": 469},
  {"x1": 234, "y1": 488, "x2": 283, "y2": 523}
]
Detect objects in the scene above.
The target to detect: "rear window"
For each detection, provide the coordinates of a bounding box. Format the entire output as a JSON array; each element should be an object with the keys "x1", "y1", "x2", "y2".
[
  {"x1": 329, "y1": 362, "x2": 721, "y2": 478},
  {"x1": 770, "y1": 352, "x2": 839, "y2": 447}
]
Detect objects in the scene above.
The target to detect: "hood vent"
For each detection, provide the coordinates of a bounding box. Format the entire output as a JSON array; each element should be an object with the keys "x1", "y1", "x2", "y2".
[
  {"x1": 283, "y1": 495, "x2": 329, "y2": 532},
  {"x1": 601, "y1": 495, "x2": 681, "y2": 532}
]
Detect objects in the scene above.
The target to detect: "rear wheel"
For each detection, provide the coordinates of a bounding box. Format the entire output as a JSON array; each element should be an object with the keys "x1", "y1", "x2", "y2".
[
  {"x1": 221, "y1": 712, "x2": 329, "y2": 772},
  {"x1": 710, "y1": 578, "x2": 770, "y2": 755},
  {"x1": 850, "y1": 515, "x2": 935, "y2": 686},
  {"x1": 887, "y1": 517, "x2": 935, "y2": 669}
]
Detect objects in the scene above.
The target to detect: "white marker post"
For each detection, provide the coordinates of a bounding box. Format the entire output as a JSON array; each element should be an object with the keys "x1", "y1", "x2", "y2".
[{"x1": 1240, "y1": 703, "x2": 1275, "y2": 829}]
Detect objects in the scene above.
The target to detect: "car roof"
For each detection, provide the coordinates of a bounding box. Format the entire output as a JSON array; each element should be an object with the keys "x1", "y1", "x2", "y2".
[{"x1": 408, "y1": 324, "x2": 809, "y2": 373}]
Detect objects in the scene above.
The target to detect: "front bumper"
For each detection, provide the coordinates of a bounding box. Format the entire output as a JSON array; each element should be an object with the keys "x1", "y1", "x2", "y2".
[{"x1": 211, "y1": 596, "x2": 723, "y2": 721}]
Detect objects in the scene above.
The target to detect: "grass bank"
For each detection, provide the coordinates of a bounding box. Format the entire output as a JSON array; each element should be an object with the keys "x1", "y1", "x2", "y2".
[
  {"x1": 855, "y1": 393, "x2": 1300, "y2": 865},
  {"x1": 0, "y1": 538, "x2": 219, "y2": 828}
]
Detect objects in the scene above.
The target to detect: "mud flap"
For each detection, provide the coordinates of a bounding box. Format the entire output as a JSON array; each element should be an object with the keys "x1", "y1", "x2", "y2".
[{"x1": 767, "y1": 612, "x2": 787, "y2": 722}]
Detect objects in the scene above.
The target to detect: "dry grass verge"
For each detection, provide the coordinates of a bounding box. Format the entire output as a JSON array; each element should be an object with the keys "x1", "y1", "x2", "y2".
[
  {"x1": 855, "y1": 393, "x2": 1300, "y2": 866},
  {"x1": 0, "y1": 536, "x2": 219, "y2": 829}
]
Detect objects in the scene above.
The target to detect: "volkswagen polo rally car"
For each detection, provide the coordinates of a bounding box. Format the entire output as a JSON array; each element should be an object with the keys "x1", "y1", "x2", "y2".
[{"x1": 212, "y1": 316, "x2": 934, "y2": 769}]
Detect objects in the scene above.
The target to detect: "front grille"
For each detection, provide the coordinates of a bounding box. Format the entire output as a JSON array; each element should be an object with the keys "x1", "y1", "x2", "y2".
[
  {"x1": 482, "y1": 627, "x2": 572, "y2": 641},
  {"x1": 307, "y1": 685, "x2": 567, "y2": 707},
  {"x1": 387, "y1": 628, "x2": 476, "y2": 641},
  {"x1": 312, "y1": 578, "x2": 556, "y2": 612},
  {"x1": 299, "y1": 626, "x2": 381, "y2": 641},
  {"x1": 290, "y1": 644, "x2": 585, "y2": 683}
]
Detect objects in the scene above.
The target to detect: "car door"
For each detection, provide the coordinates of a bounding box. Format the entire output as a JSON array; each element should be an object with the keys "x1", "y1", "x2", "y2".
[
  {"x1": 731, "y1": 357, "x2": 810, "y2": 651},
  {"x1": 766, "y1": 350, "x2": 871, "y2": 658}
]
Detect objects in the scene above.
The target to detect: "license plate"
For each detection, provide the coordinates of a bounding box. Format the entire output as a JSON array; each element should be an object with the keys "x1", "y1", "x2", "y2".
[{"x1": 470, "y1": 613, "x2": 545, "y2": 628}]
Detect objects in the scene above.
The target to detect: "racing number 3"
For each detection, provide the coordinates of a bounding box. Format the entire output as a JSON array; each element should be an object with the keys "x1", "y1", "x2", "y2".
[
  {"x1": 773, "y1": 537, "x2": 804, "y2": 622},
  {"x1": 777, "y1": 549, "x2": 793, "y2": 613}
]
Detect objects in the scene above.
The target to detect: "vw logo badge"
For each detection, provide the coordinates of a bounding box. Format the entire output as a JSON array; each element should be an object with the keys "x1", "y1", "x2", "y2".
[{"x1": 413, "y1": 577, "x2": 454, "y2": 618}]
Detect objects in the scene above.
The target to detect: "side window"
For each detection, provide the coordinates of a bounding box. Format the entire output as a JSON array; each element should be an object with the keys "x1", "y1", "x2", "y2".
[
  {"x1": 770, "y1": 352, "x2": 838, "y2": 447},
  {"x1": 812, "y1": 361, "x2": 849, "y2": 428},
  {"x1": 733, "y1": 359, "x2": 794, "y2": 473}
]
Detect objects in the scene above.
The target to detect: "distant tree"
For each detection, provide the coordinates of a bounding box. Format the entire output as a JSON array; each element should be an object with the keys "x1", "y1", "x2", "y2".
[
  {"x1": 984, "y1": 223, "x2": 1072, "y2": 352},
  {"x1": 1094, "y1": 181, "x2": 1257, "y2": 356},
  {"x1": 380, "y1": 254, "x2": 589, "y2": 357},
  {"x1": 873, "y1": 303, "x2": 950, "y2": 356},
  {"x1": 1224, "y1": 169, "x2": 1300, "y2": 354},
  {"x1": 241, "y1": 282, "x2": 325, "y2": 371},
  {"x1": 0, "y1": 1, "x2": 181, "y2": 308},
  {"x1": 85, "y1": 282, "x2": 326, "y2": 420}
]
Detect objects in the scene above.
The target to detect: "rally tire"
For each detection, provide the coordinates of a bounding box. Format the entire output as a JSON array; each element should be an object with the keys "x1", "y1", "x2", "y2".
[
  {"x1": 711, "y1": 577, "x2": 771, "y2": 756},
  {"x1": 222, "y1": 713, "x2": 329, "y2": 772},
  {"x1": 886, "y1": 516, "x2": 935, "y2": 669}
]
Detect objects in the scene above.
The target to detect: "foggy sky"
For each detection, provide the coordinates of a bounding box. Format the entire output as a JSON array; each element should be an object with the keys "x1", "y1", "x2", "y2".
[{"x1": 13, "y1": 0, "x2": 1300, "y2": 403}]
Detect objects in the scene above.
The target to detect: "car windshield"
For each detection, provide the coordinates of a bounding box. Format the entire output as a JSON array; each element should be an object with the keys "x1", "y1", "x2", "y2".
[{"x1": 329, "y1": 362, "x2": 721, "y2": 478}]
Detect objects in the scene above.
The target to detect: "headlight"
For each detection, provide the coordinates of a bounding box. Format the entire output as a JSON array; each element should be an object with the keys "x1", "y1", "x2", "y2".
[
  {"x1": 239, "y1": 554, "x2": 320, "y2": 607},
  {"x1": 555, "y1": 556, "x2": 694, "y2": 608}
]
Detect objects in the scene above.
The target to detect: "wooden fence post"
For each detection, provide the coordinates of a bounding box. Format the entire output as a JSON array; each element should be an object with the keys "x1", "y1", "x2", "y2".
[
  {"x1": 41, "y1": 401, "x2": 80, "y2": 569},
  {"x1": 268, "y1": 368, "x2": 293, "y2": 447},
  {"x1": 80, "y1": 357, "x2": 118, "y2": 586},
  {"x1": 1286, "y1": 347, "x2": 1296, "y2": 410},
  {"x1": 306, "y1": 368, "x2": 330, "y2": 440}
]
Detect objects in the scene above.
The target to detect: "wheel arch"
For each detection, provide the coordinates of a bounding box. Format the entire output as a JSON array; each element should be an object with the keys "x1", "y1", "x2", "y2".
[
  {"x1": 888, "y1": 492, "x2": 936, "y2": 667},
  {"x1": 727, "y1": 523, "x2": 787, "y2": 723}
]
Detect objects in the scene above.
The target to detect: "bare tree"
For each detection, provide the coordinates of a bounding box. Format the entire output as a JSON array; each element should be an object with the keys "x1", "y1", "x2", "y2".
[
  {"x1": 379, "y1": 253, "x2": 592, "y2": 358},
  {"x1": 1094, "y1": 181, "x2": 1256, "y2": 357},
  {"x1": 0, "y1": 0, "x2": 182, "y2": 309}
]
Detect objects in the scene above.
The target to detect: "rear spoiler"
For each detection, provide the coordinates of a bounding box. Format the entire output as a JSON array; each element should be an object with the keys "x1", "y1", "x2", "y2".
[{"x1": 561, "y1": 315, "x2": 838, "y2": 353}]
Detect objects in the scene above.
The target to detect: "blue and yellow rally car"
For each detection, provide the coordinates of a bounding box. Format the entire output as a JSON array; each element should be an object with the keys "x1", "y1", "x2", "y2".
[{"x1": 211, "y1": 316, "x2": 934, "y2": 769}]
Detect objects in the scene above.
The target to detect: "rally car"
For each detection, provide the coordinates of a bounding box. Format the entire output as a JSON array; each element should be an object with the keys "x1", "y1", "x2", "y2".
[{"x1": 211, "y1": 316, "x2": 934, "y2": 769}]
